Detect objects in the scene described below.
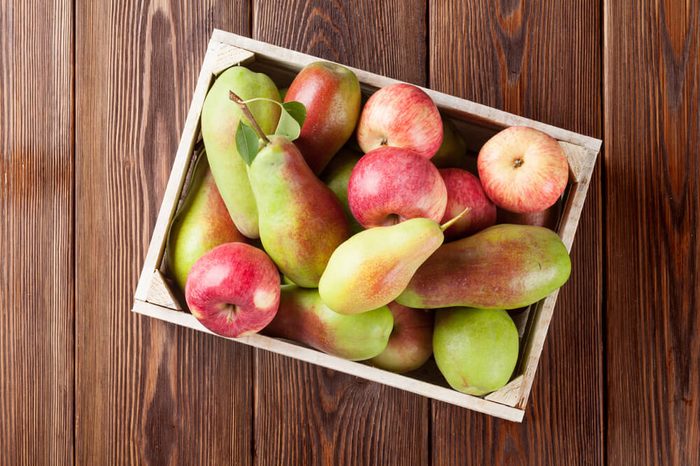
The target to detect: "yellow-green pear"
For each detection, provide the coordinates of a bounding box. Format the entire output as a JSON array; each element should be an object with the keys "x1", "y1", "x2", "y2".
[
  {"x1": 264, "y1": 286, "x2": 393, "y2": 361},
  {"x1": 167, "y1": 155, "x2": 247, "y2": 291},
  {"x1": 318, "y1": 218, "x2": 446, "y2": 315},
  {"x1": 433, "y1": 307, "x2": 519, "y2": 396},
  {"x1": 201, "y1": 66, "x2": 281, "y2": 238}
]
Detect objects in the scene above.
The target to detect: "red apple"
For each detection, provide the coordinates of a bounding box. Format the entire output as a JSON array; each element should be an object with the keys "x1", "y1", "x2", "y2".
[
  {"x1": 357, "y1": 83, "x2": 443, "y2": 158},
  {"x1": 370, "y1": 302, "x2": 433, "y2": 373},
  {"x1": 348, "y1": 146, "x2": 447, "y2": 227},
  {"x1": 477, "y1": 126, "x2": 569, "y2": 213},
  {"x1": 185, "y1": 242, "x2": 281, "y2": 338},
  {"x1": 439, "y1": 168, "x2": 497, "y2": 240}
]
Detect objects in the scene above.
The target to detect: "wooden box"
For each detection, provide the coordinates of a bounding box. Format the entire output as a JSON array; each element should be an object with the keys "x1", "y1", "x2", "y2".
[{"x1": 132, "y1": 29, "x2": 601, "y2": 423}]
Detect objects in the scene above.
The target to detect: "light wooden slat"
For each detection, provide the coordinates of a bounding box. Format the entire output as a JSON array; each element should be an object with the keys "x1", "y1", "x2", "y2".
[
  {"x1": 429, "y1": 0, "x2": 603, "y2": 463},
  {"x1": 605, "y1": 1, "x2": 700, "y2": 464},
  {"x1": 0, "y1": 0, "x2": 74, "y2": 464},
  {"x1": 251, "y1": 2, "x2": 432, "y2": 463},
  {"x1": 132, "y1": 300, "x2": 525, "y2": 422},
  {"x1": 75, "y1": 1, "x2": 254, "y2": 464}
]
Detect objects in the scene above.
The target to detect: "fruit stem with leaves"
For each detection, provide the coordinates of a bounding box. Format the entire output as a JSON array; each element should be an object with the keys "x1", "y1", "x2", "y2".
[{"x1": 228, "y1": 90, "x2": 270, "y2": 145}]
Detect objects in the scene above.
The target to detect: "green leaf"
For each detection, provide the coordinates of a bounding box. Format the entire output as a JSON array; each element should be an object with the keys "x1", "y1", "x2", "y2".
[
  {"x1": 282, "y1": 101, "x2": 306, "y2": 127},
  {"x1": 274, "y1": 101, "x2": 307, "y2": 141},
  {"x1": 236, "y1": 120, "x2": 259, "y2": 165}
]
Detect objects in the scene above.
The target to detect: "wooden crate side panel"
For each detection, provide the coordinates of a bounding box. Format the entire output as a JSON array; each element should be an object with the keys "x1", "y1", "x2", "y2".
[
  {"x1": 211, "y1": 30, "x2": 602, "y2": 152},
  {"x1": 132, "y1": 300, "x2": 525, "y2": 422}
]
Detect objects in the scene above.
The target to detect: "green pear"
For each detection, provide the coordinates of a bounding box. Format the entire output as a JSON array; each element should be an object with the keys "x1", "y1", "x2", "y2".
[
  {"x1": 201, "y1": 66, "x2": 281, "y2": 238},
  {"x1": 322, "y1": 147, "x2": 363, "y2": 233},
  {"x1": 264, "y1": 286, "x2": 393, "y2": 360},
  {"x1": 167, "y1": 155, "x2": 247, "y2": 290},
  {"x1": 248, "y1": 136, "x2": 350, "y2": 287},
  {"x1": 319, "y1": 217, "x2": 445, "y2": 315},
  {"x1": 433, "y1": 307, "x2": 519, "y2": 396},
  {"x1": 397, "y1": 224, "x2": 571, "y2": 309},
  {"x1": 430, "y1": 118, "x2": 468, "y2": 169}
]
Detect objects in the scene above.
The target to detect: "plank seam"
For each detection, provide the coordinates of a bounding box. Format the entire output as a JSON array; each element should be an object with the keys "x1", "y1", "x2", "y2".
[
  {"x1": 71, "y1": 0, "x2": 77, "y2": 463},
  {"x1": 601, "y1": 0, "x2": 609, "y2": 464}
]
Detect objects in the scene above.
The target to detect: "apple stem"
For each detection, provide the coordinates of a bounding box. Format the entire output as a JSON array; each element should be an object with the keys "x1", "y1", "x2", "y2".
[
  {"x1": 228, "y1": 91, "x2": 270, "y2": 145},
  {"x1": 440, "y1": 206, "x2": 471, "y2": 231}
]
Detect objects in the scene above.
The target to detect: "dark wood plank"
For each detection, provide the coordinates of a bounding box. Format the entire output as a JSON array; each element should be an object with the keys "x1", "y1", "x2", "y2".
[
  {"x1": 605, "y1": 1, "x2": 700, "y2": 464},
  {"x1": 430, "y1": 1, "x2": 603, "y2": 464},
  {"x1": 253, "y1": 0, "x2": 426, "y2": 85},
  {"x1": 75, "y1": 1, "x2": 254, "y2": 464},
  {"x1": 252, "y1": 1, "x2": 429, "y2": 464},
  {"x1": 0, "y1": 1, "x2": 74, "y2": 464}
]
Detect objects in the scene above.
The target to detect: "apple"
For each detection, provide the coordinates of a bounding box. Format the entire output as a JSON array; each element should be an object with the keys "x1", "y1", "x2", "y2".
[
  {"x1": 348, "y1": 146, "x2": 447, "y2": 227},
  {"x1": 477, "y1": 126, "x2": 569, "y2": 213},
  {"x1": 185, "y1": 242, "x2": 281, "y2": 338},
  {"x1": 439, "y1": 168, "x2": 497, "y2": 240},
  {"x1": 357, "y1": 83, "x2": 443, "y2": 158},
  {"x1": 370, "y1": 302, "x2": 433, "y2": 373}
]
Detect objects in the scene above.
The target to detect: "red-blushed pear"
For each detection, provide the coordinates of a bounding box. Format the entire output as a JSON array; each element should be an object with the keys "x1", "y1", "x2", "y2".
[
  {"x1": 439, "y1": 168, "x2": 497, "y2": 240},
  {"x1": 227, "y1": 92, "x2": 350, "y2": 288},
  {"x1": 370, "y1": 302, "x2": 433, "y2": 373},
  {"x1": 264, "y1": 286, "x2": 393, "y2": 361},
  {"x1": 477, "y1": 126, "x2": 569, "y2": 213},
  {"x1": 185, "y1": 243, "x2": 281, "y2": 338},
  {"x1": 167, "y1": 155, "x2": 247, "y2": 291},
  {"x1": 348, "y1": 147, "x2": 447, "y2": 228},
  {"x1": 249, "y1": 135, "x2": 350, "y2": 287},
  {"x1": 285, "y1": 61, "x2": 361, "y2": 174},
  {"x1": 397, "y1": 224, "x2": 571, "y2": 310},
  {"x1": 357, "y1": 83, "x2": 443, "y2": 158},
  {"x1": 319, "y1": 216, "x2": 459, "y2": 315}
]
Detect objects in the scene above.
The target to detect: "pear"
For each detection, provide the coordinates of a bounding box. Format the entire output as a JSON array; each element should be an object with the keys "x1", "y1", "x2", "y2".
[
  {"x1": 430, "y1": 118, "x2": 469, "y2": 169},
  {"x1": 397, "y1": 224, "x2": 571, "y2": 309},
  {"x1": 201, "y1": 66, "x2": 281, "y2": 238},
  {"x1": 321, "y1": 148, "x2": 363, "y2": 233},
  {"x1": 433, "y1": 307, "x2": 519, "y2": 396},
  {"x1": 167, "y1": 154, "x2": 246, "y2": 291},
  {"x1": 319, "y1": 217, "x2": 446, "y2": 315},
  {"x1": 264, "y1": 286, "x2": 393, "y2": 361},
  {"x1": 285, "y1": 61, "x2": 361, "y2": 173},
  {"x1": 248, "y1": 136, "x2": 350, "y2": 287}
]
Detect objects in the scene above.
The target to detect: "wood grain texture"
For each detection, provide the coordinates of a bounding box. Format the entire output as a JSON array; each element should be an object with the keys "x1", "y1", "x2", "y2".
[
  {"x1": 252, "y1": 1, "x2": 429, "y2": 464},
  {"x1": 605, "y1": 1, "x2": 700, "y2": 465},
  {"x1": 253, "y1": 0, "x2": 427, "y2": 85},
  {"x1": 75, "y1": 1, "x2": 253, "y2": 464},
  {"x1": 0, "y1": 0, "x2": 74, "y2": 464},
  {"x1": 430, "y1": 0, "x2": 603, "y2": 464}
]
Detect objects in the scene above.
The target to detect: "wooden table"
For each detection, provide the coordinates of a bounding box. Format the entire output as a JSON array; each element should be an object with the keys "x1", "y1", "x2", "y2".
[{"x1": 1, "y1": 1, "x2": 697, "y2": 464}]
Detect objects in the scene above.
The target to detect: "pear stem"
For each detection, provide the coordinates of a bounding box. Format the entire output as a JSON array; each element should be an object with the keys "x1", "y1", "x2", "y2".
[
  {"x1": 228, "y1": 90, "x2": 270, "y2": 145},
  {"x1": 440, "y1": 206, "x2": 471, "y2": 231}
]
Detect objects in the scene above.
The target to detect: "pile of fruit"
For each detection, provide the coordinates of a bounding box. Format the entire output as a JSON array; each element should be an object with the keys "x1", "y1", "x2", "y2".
[{"x1": 168, "y1": 61, "x2": 572, "y2": 397}]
